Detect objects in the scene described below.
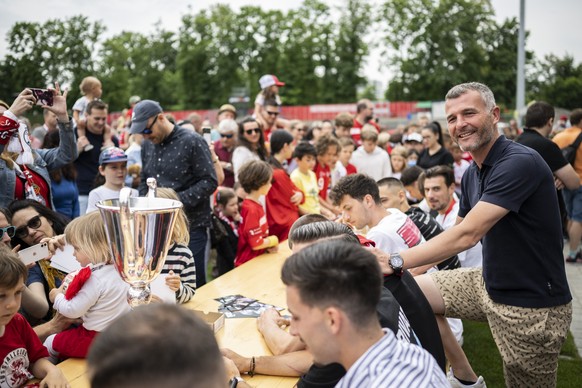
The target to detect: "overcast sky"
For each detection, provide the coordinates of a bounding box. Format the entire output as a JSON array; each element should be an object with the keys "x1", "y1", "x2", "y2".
[{"x1": 1, "y1": 0, "x2": 580, "y2": 85}]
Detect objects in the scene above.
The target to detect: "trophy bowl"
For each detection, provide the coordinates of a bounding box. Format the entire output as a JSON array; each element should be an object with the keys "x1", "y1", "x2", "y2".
[{"x1": 96, "y1": 187, "x2": 182, "y2": 307}]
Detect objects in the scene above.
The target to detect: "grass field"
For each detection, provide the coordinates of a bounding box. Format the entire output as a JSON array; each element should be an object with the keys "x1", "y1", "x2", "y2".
[{"x1": 462, "y1": 320, "x2": 582, "y2": 387}]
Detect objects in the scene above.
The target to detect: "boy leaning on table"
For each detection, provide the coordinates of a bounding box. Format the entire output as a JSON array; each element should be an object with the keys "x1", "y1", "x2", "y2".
[{"x1": 0, "y1": 245, "x2": 69, "y2": 388}]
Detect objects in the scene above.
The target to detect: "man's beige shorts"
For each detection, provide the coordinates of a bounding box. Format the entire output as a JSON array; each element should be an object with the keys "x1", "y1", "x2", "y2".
[{"x1": 430, "y1": 267, "x2": 572, "y2": 387}]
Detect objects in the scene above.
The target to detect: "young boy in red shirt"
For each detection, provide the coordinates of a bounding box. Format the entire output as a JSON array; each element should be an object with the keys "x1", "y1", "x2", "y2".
[
  {"x1": 0, "y1": 245, "x2": 68, "y2": 387},
  {"x1": 314, "y1": 134, "x2": 341, "y2": 219},
  {"x1": 235, "y1": 161, "x2": 279, "y2": 266}
]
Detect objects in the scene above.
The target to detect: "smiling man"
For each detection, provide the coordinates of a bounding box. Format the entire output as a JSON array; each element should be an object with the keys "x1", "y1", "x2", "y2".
[
  {"x1": 380, "y1": 82, "x2": 572, "y2": 387},
  {"x1": 281, "y1": 240, "x2": 447, "y2": 387}
]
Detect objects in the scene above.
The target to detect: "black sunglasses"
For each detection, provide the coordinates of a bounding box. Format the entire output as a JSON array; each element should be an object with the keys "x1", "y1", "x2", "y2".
[
  {"x1": 15, "y1": 215, "x2": 42, "y2": 239},
  {"x1": 142, "y1": 115, "x2": 158, "y2": 135},
  {"x1": 0, "y1": 226, "x2": 15, "y2": 240},
  {"x1": 266, "y1": 111, "x2": 279, "y2": 116},
  {"x1": 245, "y1": 128, "x2": 261, "y2": 135},
  {"x1": 221, "y1": 133, "x2": 234, "y2": 139}
]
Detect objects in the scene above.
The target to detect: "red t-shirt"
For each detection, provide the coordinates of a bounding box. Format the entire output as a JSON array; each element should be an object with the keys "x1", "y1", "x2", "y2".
[
  {"x1": 346, "y1": 163, "x2": 357, "y2": 175},
  {"x1": 0, "y1": 314, "x2": 49, "y2": 386},
  {"x1": 236, "y1": 199, "x2": 269, "y2": 266},
  {"x1": 313, "y1": 162, "x2": 331, "y2": 200},
  {"x1": 266, "y1": 168, "x2": 301, "y2": 241},
  {"x1": 350, "y1": 119, "x2": 380, "y2": 145}
]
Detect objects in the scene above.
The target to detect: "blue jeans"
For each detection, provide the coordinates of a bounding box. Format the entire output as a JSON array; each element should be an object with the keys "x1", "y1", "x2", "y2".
[{"x1": 189, "y1": 226, "x2": 209, "y2": 288}]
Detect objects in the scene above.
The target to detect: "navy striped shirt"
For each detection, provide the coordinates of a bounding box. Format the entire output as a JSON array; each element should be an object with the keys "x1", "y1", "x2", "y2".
[{"x1": 336, "y1": 329, "x2": 448, "y2": 387}]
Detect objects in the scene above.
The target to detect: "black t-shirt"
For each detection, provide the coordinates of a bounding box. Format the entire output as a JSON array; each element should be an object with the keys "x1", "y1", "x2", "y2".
[
  {"x1": 460, "y1": 136, "x2": 571, "y2": 308},
  {"x1": 74, "y1": 128, "x2": 119, "y2": 195},
  {"x1": 515, "y1": 128, "x2": 568, "y2": 172},
  {"x1": 384, "y1": 272, "x2": 446, "y2": 370},
  {"x1": 417, "y1": 146, "x2": 454, "y2": 169}
]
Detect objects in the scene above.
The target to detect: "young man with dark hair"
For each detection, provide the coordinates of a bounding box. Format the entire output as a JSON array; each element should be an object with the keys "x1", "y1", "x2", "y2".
[
  {"x1": 282, "y1": 240, "x2": 447, "y2": 387},
  {"x1": 330, "y1": 173, "x2": 424, "y2": 254},
  {"x1": 518, "y1": 103, "x2": 579, "y2": 261},
  {"x1": 75, "y1": 99, "x2": 119, "y2": 214}
]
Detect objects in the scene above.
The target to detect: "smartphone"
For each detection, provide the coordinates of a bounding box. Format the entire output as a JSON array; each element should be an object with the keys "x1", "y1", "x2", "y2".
[
  {"x1": 202, "y1": 127, "x2": 212, "y2": 145},
  {"x1": 28, "y1": 88, "x2": 54, "y2": 106},
  {"x1": 18, "y1": 242, "x2": 50, "y2": 266}
]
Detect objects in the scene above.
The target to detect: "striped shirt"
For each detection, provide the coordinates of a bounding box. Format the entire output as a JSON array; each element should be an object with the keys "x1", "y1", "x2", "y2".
[
  {"x1": 161, "y1": 243, "x2": 196, "y2": 303},
  {"x1": 336, "y1": 329, "x2": 448, "y2": 388}
]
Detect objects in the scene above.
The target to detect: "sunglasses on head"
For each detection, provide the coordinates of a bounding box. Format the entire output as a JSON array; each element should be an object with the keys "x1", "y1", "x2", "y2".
[
  {"x1": 245, "y1": 128, "x2": 261, "y2": 135},
  {"x1": 266, "y1": 111, "x2": 279, "y2": 116},
  {"x1": 141, "y1": 115, "x2": 158, "y2": 135},
  {"x1": 0, "y1": 226, "x2": 15, "y2": 240},
  {"x1": 221, "y1": 133, "x2": 234, "y2": 139},
  {"x1": 15, "y1": 215, "x2": 42, "y2": 240}
]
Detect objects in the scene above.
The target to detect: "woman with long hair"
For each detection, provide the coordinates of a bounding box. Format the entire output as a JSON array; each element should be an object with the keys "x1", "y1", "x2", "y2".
[
  {"x1": 8, "y1": 200, "x2": 68, "y2": 322},
  {"x1": 417, "y1": 121, "x2": 453, "y2": 169},
  {"x1": 232, "y1": 117, "x2": 269, "y2": 181}
]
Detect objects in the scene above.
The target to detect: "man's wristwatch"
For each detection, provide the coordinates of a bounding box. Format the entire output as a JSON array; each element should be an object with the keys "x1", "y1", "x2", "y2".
[
  {"x1": 229, "y1": 376, "x2": 245, "y2": 387},
  {"x1": 388, "y1": 253, "x2": 404, "y2": 276}
]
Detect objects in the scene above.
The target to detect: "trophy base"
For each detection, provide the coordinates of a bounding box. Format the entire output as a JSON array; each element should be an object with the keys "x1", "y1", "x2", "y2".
[{"x1": 127, "y1": 284, "x2": 152, "y2": 308}]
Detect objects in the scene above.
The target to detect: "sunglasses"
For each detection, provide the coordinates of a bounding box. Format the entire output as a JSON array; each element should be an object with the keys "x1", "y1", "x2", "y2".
[
  {"x1": 142, "y1": 115, "x2": 158, "y2": 135},
  {"x1": 0, "y1": 226, "x2": 15, "y2": 240},
  {"x1": 221, "y1": 133, "x2": 234, "y2": 139},
  {"x1": 245, "y1": 128, "x2": 261, "y2": 135},
  {"x1": 15, "y1": 215, "x2": 42, "y2": 240},
  {"x1": 266, "y1": 111, "x2": 280, "y2": 116}
]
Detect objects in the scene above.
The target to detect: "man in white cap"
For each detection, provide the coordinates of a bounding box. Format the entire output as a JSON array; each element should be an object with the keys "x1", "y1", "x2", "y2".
[{"x1": 130, "y1": 100, "x2": 218, "y2": 287}]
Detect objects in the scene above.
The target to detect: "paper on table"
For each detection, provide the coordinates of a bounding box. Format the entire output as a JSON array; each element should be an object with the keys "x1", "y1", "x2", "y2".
[
  {"x1": 50, "y1": 245, "x2": 82, "y2": 274},
  {"x1": 150, "y1": 274, "x2": 176, "y2": 304}
]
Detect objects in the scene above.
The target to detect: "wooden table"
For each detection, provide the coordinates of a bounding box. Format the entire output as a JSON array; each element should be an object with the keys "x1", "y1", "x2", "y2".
[{"x1": 55, "y1": 242, "x2": 297, "y2": 387}]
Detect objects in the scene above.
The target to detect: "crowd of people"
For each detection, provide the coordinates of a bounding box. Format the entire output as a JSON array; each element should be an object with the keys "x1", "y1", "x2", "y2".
[{"x1": 0, "y1": 76, "x2": 578, "y2": 387}]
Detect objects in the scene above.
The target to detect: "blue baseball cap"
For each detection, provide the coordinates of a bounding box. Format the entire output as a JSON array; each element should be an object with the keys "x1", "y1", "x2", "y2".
[{"x1": 99, "y1": 147, "x2": 128, "y2": 165}]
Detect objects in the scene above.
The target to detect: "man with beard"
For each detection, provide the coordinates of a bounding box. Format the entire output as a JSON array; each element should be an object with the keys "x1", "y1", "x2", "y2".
[
  {"x1": 74, "y1": 100, "x2": 118, "y2": 214},
  {"x1": 350, "y1": 99, "x2": 379, "y2": 145},
  {"x1": 380, "y1": 83, "x2": 572, "y2": 388}
]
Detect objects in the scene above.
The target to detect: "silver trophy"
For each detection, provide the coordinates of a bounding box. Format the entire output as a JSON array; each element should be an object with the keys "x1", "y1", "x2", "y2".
[{"x1": 96, "y1": 180, "x2": 182, "y2": 307}]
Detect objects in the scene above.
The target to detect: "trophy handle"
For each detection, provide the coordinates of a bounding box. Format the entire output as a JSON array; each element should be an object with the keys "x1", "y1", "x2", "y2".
[
  {"x1": 147, "y1": 178, "x2": 157, "y2": 198},
  {"x1": 119, "y1": 187, "x2": 135, "y2": 265}
]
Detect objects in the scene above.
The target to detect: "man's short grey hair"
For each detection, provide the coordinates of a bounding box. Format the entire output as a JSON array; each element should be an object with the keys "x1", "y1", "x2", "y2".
[
  {"x1": 218, "y1": 118, "x2": 238, "y2": 133},
  {"x1": 445, "y1": 82, "x2": 496, "y2": 111}
]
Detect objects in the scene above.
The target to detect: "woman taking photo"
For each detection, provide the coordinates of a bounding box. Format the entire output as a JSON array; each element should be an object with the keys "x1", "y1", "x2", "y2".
[{"x1": 0, "y1": 84, "x2": 77, "y2": 209}]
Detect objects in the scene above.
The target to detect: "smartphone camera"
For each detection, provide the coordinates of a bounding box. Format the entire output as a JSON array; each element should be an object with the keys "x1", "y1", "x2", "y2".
[
  {"x1": 202, "y1": 127, "x2": 212, "y2": 145},
  {"x1": 29, "y1": 88, "x2": 54, "y2": 106}
]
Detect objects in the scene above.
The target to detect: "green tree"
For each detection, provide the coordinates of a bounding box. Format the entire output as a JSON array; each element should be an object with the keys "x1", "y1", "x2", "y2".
[
  {"x1": 381, "y1": 0, "x2": 496, "y2": 101},
  {"x1": 528, "y1": 55, "x2": 582, "y2": 110},
  {"x1": 332, "y1": 0, "x2": 370, "y2": 102},
  {"x1": 0, "y1": 16, "x2": 105, "y2": 104}
]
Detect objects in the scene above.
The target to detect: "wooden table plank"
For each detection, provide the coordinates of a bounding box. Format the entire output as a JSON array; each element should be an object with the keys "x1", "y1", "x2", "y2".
[{"x1": 56, "y1": 242, "x2": 297, "y2": 387}]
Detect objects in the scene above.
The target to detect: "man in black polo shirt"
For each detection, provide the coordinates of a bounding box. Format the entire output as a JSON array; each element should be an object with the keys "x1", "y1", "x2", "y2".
[
  {"x1": 515, "y1": 101, "x2": 580, "y2": 251},
  {"x1": 130, "y1": 100, "x2": 218, "y2": 287},
  {"x1": 381, "y1": 83, "x2": 572, "y2": 387}
]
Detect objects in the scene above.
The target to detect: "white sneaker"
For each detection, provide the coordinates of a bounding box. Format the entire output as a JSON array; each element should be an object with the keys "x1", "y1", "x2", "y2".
[{"x1": 447, "y1": 368, "x2": 486, "y2": 388}]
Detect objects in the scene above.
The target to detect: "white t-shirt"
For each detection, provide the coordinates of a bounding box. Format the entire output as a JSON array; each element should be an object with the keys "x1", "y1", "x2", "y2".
[
  {"x1": 72, "y1": 96, "x2": 89, "y2": 121},
  {"x1": 350, "y1": 146, "x2": 392, "y2": 181},
  {"x1": 435, "y1": 197, "x2": 483, "y2": 268},
  {"x1": 86, "y1": 186, "x2": 139, "y2": 214},
  {"x1": 367, "y1": 208, "x2": 424, "y2": 254}
]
